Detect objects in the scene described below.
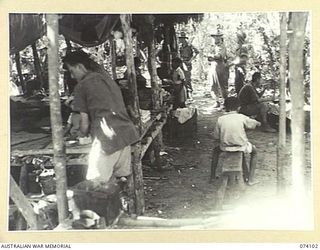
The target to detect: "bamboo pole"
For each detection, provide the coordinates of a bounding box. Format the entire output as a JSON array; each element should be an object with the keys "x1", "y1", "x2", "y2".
[
  {"x1": 9, "y1": 175, "x2": 39, "y2": 230},
  {"x1": 277, "y1": 12, "x2": 288, "y2": 195},
  {"x1": 46, "y1": 14, "x2": 69, "y2": 222},
  {"x1": 120, "y1": 14, "x2": 144, "y2": 215},
  {"x1": 31, "y1": 42, "x2": 44, "y2": 90},
  {"x1": 288, "y1": 12, "x2": 308, "y2": 199},
  {"x1": 15, "y1": 52, "x2": 25, "y2": 92}
]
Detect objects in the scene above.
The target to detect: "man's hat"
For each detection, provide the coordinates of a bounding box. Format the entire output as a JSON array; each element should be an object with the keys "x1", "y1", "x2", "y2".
[
  {"x1": 210, "y1": 29, "x2": 223, "y2": 37},
  {"x1": 210, "y1": 25, "x2": 224, "y2": 37},
  {"x1": 178, "y1": 31, "x2": 188, "y2": 39}
]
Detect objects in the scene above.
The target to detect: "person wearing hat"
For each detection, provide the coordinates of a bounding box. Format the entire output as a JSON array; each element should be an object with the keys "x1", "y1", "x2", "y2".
[
  {"x1": 207, "y1": 28, "x2": 229, "y2": 107},
  {"x1": 178, "y1": 31, "x2": 199, "y2": 100}
]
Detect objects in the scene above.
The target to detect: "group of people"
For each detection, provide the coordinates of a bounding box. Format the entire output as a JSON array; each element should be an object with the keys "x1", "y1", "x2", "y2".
[
  {"x1": 203, "y1": 29, "x2": 278, "y2": 186},
  {"x1": 61, "y1": 27, "x2": 277, "y2": 192}
]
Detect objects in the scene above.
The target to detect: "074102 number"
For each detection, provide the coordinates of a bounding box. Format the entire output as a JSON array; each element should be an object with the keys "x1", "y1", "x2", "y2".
[{"x1": 300, "y1": 244, "x2": 319, "y2": 249}]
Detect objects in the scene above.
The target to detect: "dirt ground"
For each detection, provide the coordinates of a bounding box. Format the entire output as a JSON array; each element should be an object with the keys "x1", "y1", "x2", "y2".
[
  {"x1": 10, "y1": 81, "x2": 312, "y2": 230},
  {"x1": 141, "y1": 81, "x2": 312, "y2": 229}
]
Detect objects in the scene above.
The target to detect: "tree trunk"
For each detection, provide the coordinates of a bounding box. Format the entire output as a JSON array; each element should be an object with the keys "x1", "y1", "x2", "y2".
[
  {"x1": 31, "y1": 42, "x2": 44, "y2": 89},
  {"x1": 120, "y1": 14, "x2": 144, "y2": 215},
  {"x1": 15, "y1": 52, "x2": 25, "y2": 91},
  {"x1": 277, "y1": 12, "x2": 288, "y2": 195},
  {"x1": 288, "y1": 12, "x2": 308, "y2": 198},
  {"x1": 46, "y1": 14, "x2": 69, "y2": 223}
]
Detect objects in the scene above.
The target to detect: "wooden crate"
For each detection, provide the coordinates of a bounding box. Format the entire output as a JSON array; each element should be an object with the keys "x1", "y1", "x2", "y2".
[{"x1": 72, "y1": 180, "x2": 121, "y2": 226}]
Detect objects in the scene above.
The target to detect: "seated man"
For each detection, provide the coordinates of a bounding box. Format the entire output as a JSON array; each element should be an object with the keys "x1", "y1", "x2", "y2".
[
  {"x1": 238, "y1": 72, "x2": 276, "y2": 133},
  {"x1": 211, "y1": 97, "x2": 260, "y2": 185}
]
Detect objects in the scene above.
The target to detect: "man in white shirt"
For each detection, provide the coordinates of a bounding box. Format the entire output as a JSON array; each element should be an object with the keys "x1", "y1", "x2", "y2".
[{"x1": 210, "y1": 97, "x2": 260, "y2": 185}]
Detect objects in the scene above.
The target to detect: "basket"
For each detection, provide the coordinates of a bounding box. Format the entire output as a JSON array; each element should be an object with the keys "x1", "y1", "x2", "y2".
[{"x1": 39, "y1": 174, "x2": 56, "y2": 195}]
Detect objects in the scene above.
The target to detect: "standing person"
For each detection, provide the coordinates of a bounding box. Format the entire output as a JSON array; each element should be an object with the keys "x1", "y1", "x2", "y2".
[
  {"x1": 178, "y1": 32, "x2": 199, "y2": 99},
  {"x1": 210, "y1": 97, "x2": 260, "y2": 185},
  {"x1": 207, "y1": 29, "x2": 229, "y2": 107},
  {"x1": 171, "y1": 57, "x2": 187, "y2": 109},
  {"x1": 63, "y1": 50, "x2": 139, "y2": 183},
  {"x1": 238, "y1": 72, "x2": 276, "y2": 133},
  {"x1": 234, "y1": 53, "x2": 248, "y2": 95}
]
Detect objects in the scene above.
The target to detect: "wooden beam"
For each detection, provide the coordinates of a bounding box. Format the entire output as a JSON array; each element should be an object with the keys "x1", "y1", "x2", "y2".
[
  {"x1": 31, "y1": 42, "x2": 45, "y2": 90},
  {"x1": 288, "y1": 12, "x2": 308, "y2": 197},
  {"x1": 120, "y1": 14, "x2": 144, "y2": 216},
  {"x1": 11, "y1": 147, "x2": 90, "y2": 157},
  {"x1": 277, "y1": 12, "x2": 288, "y2": 194},
  {"x1": 18, "y1": 163, "x2": 28, "y2": 195},
  {"x1": 9, "y1": 175, "x2": 39, "y2": 230},
  {"x1": 47, "y1": 14, "x2": 69, "y2": 222},
  {"x1": 140, "y1": 119, "x2": 167, "y2": 158},
  {"x1": 109, "y1": 38, "x2": 117, "y2": 80}
]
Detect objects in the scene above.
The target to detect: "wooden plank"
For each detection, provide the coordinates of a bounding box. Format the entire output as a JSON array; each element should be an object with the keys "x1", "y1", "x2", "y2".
[
  {"x1": 9, "y1": 175, "x2": 39, "y2": 230},
  {"x1": 140, "y1": 113, "x2": 162, "y2": 140},
  {"x1": 140, "y1": 118, "x2": 167, "y2": 158},
  {"x1": 47, "y1": 14, "x2": 69, "y2": 222},
  {"x1": 11, "y1": 147, "x2": 91, "y2": 157}
]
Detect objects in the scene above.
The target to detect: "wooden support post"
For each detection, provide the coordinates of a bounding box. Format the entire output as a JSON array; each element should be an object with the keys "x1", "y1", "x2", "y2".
[
  {"x1": 47, "y1": 14, "x2": 69, "y2": 222},
  {"x1": 146, "y1": 15, "x2": 161, "y2": 110},
  {"x1": 15, "y1": 52, "x2": 25, "y2": 92},
  {"x1": 65, "y1": 38, "x2": 73, "y2": 54},
  {"x1": 277, "y1": 12, "x2": 288, "y2": 195},
  {"x1": 31, "y1": 42, "x2": 44, "y2": 89},
  {"x1": 109, "y1": 38, "x2": 117, "y2": 80},
  {"x1": 145, "y1": 15, "x2": 164, "y2": 170},
  {"x1": 288, "y1": 12, "x2": 308, "y2": 198},
  {"x1": 9, "y1": 175, "x2": 39, "y2": 230},
  {"x1": 18, "y1": 163, "x2": 29, "y2": 195},
  {"x1": 120, "y1": 14, "x2": 144, "y2": 215}
]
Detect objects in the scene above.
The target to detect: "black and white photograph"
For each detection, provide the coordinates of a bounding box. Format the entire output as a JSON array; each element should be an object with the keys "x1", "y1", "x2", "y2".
[{"x1": 8, "y1": 11, "x2": 313, "y2": 232}]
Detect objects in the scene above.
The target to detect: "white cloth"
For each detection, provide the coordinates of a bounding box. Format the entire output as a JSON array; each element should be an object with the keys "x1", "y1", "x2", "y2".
[{"x1": 173, "y1": 107, "x2": 195, "y2": 124}]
